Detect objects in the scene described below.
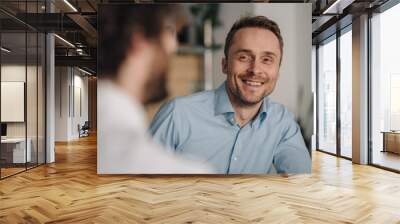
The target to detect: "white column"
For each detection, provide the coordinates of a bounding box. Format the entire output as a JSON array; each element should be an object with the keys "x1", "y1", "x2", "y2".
[
  {"x1": 352, "y1": 14, "x2": 369, "y2": 164},
  {"x1": 46, "y1": 33, "x2": 55, "y2": 163},
  {"x1": 46, "y1": 1, "x2": 55, "y2": 163}
]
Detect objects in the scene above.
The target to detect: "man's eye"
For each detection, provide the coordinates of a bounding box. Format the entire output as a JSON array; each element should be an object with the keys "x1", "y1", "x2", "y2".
[
  {"x1": 262, "y1": 57, "x2": 273, "y2": 64},
  {"x1": 238, "y1": 55, "x2": 250, "y2": 62}
]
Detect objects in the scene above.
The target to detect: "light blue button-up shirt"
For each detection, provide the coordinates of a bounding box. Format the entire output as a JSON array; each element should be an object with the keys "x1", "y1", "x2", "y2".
[{"x1": 149, "y1": 82, "x2": 311, "y2": 174}]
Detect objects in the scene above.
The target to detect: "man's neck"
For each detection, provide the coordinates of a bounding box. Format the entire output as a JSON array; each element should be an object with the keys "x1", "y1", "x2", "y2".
[
  {"x1": 116, "y1": 52, "x2": 150, "y2": 103},
  {"x1": 227, "y1": 89, "x2": 263, "y2": 128}
]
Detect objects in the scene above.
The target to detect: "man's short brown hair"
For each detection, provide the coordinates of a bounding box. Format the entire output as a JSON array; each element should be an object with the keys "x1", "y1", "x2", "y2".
[
  {"x1": 224, "y1": 16, "x2": 284, "y2": 61},
  {"x1": 99, "y1": 4, "x2": 185, "y2": 78}
]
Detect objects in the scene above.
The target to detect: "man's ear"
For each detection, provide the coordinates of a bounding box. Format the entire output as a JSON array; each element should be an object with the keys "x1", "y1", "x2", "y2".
[{"x1": 222, "y1": 57, "x2": 228, "y2": 75}]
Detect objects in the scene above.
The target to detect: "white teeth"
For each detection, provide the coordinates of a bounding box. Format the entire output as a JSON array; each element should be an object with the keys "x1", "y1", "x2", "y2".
[{"x1": 244, "y1": 80, "x2": 262, "y2": 86}]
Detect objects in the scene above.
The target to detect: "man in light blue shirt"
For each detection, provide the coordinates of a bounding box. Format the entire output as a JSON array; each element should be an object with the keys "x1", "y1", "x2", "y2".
[{"x1": 149, "y1": 16, "x2": 311, "y2": 174}]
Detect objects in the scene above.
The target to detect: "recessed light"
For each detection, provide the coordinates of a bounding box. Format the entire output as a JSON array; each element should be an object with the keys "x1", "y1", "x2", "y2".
[
  {"x1": 1, "y1": 47, "x2": 11, "y2": 53},
  {"x1": 77, "y1": 67, "x2": 93, "y2": 76},
  {"x1": 54, "y1": 34, "x2": 75, "y2": 48},
  {"x1": 63, "y1": 0, "x2": 78, "y2": 12}
]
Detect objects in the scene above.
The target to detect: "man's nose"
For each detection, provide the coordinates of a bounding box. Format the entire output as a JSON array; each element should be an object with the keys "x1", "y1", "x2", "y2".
[{"x1": 247, "y1": 58, "x2": 263, "y2": 75}]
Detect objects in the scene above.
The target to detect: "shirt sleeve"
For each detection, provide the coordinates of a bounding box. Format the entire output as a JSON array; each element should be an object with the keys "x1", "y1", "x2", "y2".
[
  {"x1": 149, "y1": 99, "x2": 180, "y2": 152},
  {"x1": 273, "y1": 110, "x2": 312, "y2": 174}
]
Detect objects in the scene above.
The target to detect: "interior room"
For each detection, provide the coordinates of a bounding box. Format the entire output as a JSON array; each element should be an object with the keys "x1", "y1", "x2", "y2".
[{"x1": 0, "y1": 0, "x2": 400, "y2": 223}]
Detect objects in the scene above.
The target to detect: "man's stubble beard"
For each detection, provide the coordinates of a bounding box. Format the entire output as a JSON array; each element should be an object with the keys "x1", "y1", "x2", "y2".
[{"x1": 228, "y1": 72, "x2": 272, "y2": 107}]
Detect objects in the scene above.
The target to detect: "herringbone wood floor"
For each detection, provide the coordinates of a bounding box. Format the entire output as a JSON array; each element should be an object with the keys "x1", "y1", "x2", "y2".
[{"x1": 1, "y1": 134, "x2": 400, "y2": 224}]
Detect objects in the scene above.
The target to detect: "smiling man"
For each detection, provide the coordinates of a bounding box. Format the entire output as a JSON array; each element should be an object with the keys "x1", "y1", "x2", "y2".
[{"x1": 149, "y1": 16, "x2": 311, "y2": 174}]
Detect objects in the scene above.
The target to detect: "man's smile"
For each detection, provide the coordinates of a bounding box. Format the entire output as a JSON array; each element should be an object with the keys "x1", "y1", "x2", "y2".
[{"x1": 242, "y1": 79, "x2": 265, "y2": 86}]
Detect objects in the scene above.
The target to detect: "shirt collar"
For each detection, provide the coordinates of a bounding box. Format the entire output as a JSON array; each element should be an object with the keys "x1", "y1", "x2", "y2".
[
  {"x1": 214, "y1": 81, "x2": 269, "y2": 126},
  {"x1": 260, "y1": 96, "x2": 269, "y2": 118},
  {"x1": 214, "y1": 82, "x2": 235, "y2": 115},
  {"x1": 254, "y1": 97, "x2": 269, "y2": 127}
]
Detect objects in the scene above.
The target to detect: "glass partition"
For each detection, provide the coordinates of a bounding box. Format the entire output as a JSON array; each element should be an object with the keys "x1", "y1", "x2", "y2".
[
  {"x1": 339, "y1": 28, "x2": 352, "y2": 158},
  {"x1": 0, "y1": 1, "x2": 46, "y2": 179},
  {"x1": 1, "y1": 31, "x2": 28, "y2": 178},
  {"x1": 317, "y1": 36, "x2": 337, "y2": 155},
  {"x1": 371, "y1": 3, "x2": 400, "y2": 171},
  {"x1": 27, "y1": 30, "x2": 38, "y2": 169},
  {"x1": 27, "y1": 0, "x2": 39, "y2": 170}
]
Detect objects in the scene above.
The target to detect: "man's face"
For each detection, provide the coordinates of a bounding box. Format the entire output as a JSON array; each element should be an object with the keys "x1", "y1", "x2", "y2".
[
  {"x1": 222, "y1": 27, "x2": 281, "y2": 106},
  {"x1": 143, "y1": 25, "x2": 178, "y2": 104}
]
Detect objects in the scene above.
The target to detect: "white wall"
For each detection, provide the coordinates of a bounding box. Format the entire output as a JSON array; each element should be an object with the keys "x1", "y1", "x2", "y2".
[
  {"x1": 55, "y1": 67, "x2": 69, "y2": 141},
  {"x1": 1, "y1": 65, "x2": 26, "y2": 81},
  {"x1": 212, "y1": 3, "x2": 313, "y2": 147},
  {"x1": 72, "y1": 73, "x2": 89, "y2": 138},
  {"x1": 55, "y1": 67, "x2": 89, "y2": 141},
  {"x1": 1, "y1": 65, "x2": 39, "y2": 137}
]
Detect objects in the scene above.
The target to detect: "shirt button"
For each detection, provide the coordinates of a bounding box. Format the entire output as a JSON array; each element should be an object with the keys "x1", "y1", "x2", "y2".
[{"x1": 234, "y1": 157, "x2": 238, "y2": 161}]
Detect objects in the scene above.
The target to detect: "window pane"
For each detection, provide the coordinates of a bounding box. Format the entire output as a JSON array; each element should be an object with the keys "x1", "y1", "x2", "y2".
[
  {"x1": 318, "y1": 37, "x2": 337, "y2": 154},
  {"x1": 340, "y1": 29, "x2": 352, "y2": 158},
  {"x1": 371, "y1": 3, "x2": 400, "y2": 171}
]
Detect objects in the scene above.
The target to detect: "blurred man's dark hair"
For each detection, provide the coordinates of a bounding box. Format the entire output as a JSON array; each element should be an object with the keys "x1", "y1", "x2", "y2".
[{"x1": 98, "y1": 4, "x2": 185, "y2": 78}]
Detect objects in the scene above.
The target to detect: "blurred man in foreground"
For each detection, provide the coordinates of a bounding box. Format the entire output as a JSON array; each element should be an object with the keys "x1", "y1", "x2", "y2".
[
  {"x1": 97, "y1": 4, "x2": 211, "y2": 174},
  {"x1": 150, "y1": 16, "x2": 311, "y2": 174}
]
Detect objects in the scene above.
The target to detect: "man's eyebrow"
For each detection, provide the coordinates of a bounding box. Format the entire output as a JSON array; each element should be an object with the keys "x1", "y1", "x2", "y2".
[
  {"x1": 233, "y1": 49, "x2": 253, "y2": 55},
  {"x1": 233, "y1": 49, "x2": 278, "y2": 58},
  {"x1": 261, "y1": 51, "x2": 278, "y2": 58}
]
